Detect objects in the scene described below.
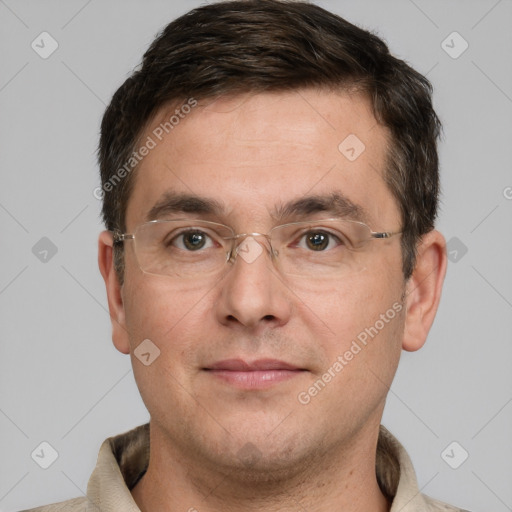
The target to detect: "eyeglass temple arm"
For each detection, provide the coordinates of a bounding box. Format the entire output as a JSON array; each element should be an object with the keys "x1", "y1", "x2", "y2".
[
  {"x1": 112, "y1": 232, "x2": 134, "y2": 244},
  {"x1": 370, "y1": 230, "x2": 402, "y2": 239}
]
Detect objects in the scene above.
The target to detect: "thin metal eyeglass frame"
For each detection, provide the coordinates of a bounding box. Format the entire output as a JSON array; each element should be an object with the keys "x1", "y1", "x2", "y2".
[{"x1": 112, "y1": 218, "x2": 402, "y2": 275}]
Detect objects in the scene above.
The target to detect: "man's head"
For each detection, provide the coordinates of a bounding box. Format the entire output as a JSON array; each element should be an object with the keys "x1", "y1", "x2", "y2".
[
  {"x1": 98, "y1": 0, "x2": 446, "y2": 489},
  {"x1": 98, "y1": 0, "x2": 441, "y2": 284}
]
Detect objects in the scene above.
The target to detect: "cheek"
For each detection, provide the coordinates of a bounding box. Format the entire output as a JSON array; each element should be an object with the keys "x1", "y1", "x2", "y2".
[
  {"x1": 314, "y1": 265, "x2": 405, "y2": 366},
  {"x1": 123, "y1": 274, "x2": 208, "y2": 336},
  {"x1": 122, "y1": 275, "x2": 221, "y2": 372},
  {"x1": 122, "y1": 279, "x2": 210, "y2": 414},
  {"x1": 122, "y1": 282, "x2": 179, "y2": 379},
  {"x1": 304, "y1": 269, "x2": 405, "y2": 415}
]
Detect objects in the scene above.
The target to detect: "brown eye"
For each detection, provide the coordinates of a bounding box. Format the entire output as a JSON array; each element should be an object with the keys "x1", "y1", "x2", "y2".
[
  {"x1": 306, "y1": 232, "x2": 329, "y2": 251},
  {"x1": 184, "y1": 232, "x2": 207, "y2": 250},
  {"x1": 171, "y1": 230, "x2": 213, "y2": 251},
  {"x1": 298, "y1": 230, "x2": 342, "y2": 252}
]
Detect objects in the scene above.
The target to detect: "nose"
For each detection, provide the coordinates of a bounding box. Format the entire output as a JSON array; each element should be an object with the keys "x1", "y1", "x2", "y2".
[{"x1": 215, "y1": 234, "x2": 292, "y2": 333}]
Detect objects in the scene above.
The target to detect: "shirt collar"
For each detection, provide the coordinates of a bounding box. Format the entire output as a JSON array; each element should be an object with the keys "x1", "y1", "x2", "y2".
[{"x1": 85, "y1": 423, "x2": 431, "y2": 511}]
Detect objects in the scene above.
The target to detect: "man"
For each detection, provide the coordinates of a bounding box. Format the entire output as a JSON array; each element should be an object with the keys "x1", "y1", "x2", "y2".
[{"x1": 23, "y1": 0, "x2": 469, "y2": 510}]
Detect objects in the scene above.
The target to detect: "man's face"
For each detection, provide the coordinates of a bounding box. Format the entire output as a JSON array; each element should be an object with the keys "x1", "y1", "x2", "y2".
[{"x1": 115, "y1": 89, "x2": 406, "y2": 474}]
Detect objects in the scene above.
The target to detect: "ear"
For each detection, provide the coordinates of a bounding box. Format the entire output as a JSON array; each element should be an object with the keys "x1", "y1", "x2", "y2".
[
  {"x1": 98, "y1": 231, "x2": 130, "y2": 355},
  {"x1": 402, "y1": 230, "x2": 447, "y2": 352}
]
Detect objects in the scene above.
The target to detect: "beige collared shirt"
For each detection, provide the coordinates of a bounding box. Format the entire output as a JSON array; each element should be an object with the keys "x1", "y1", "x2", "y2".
[{"x1": 21, "y1": 424, "x2": 469, "y2": 512}]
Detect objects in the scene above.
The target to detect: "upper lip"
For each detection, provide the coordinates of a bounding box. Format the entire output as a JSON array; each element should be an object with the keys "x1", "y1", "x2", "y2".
[{"x1": 206, "y1": 359, "x2": 302, "y2": 371}]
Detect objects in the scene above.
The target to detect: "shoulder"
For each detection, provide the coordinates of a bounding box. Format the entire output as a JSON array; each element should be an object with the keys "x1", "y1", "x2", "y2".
[
  {"x1": 423, "y1": 494, "x2": 472, "y2": 512},
  {"x1": 18, "y1": 497, "x2": 88, "y2": 512}
]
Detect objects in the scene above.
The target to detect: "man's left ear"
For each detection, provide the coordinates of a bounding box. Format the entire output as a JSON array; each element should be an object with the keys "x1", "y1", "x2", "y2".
[{"x1": 402, "y1": 229, "x2": 447, "y2": 352}]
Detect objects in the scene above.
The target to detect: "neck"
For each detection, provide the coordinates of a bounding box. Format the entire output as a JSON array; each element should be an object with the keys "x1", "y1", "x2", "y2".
[{"x1": 131, "y1": 421, "x2": 390, "y2": 512}]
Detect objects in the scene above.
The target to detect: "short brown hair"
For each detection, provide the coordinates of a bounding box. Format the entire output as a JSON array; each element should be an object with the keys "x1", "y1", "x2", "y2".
[{"x1": 98, "y1": 0, "x2": 441, "y2": 282}]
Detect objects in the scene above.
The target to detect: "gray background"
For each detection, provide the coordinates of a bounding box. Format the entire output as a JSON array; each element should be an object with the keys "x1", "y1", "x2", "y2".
[{"x1": 1, "y1": 0, "x2": 511, "y2": 511}]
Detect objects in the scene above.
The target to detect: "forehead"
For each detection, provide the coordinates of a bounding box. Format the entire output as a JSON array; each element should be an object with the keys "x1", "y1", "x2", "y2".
[{"x1": 125, "y1": 89, "x2": 399, "y2": 230}]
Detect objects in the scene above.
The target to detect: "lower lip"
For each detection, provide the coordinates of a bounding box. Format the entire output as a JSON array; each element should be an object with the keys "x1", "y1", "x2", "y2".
[{"x1": 206, "y1": 369, "x2": 304, "y2": 389}]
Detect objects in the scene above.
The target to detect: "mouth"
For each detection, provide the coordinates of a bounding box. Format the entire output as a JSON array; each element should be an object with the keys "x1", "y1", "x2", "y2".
[{"x1": 203, "y1": 359, "x2": 307, "y2": 390}]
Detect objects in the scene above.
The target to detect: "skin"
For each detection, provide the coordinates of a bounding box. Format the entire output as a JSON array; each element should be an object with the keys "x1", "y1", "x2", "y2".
[{"x1": 98, "y1": 88, "x2": 447, "y2": 512}]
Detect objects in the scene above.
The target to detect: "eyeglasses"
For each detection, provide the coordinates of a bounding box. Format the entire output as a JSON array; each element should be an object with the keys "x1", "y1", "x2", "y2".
[{"x1": 112, "y1": 218, "x2": 401, "y2": 279}]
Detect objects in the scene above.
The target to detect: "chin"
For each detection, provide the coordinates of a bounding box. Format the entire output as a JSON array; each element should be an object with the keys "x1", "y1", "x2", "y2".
[{"x1": 199, "y1": 426, "x2": 324, "y2": 484}]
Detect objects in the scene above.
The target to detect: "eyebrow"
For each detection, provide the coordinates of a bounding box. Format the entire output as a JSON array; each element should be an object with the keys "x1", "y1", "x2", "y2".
[
  {"x1": 272, "y1": 193, "x2": 369, "y2": 224},
  {"x1": 145, "y1": 191, "x2": 369, "y2": 224},
  {"x1": 145, "y1": 192, "x2": 226, "y2": 222}
]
